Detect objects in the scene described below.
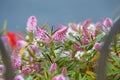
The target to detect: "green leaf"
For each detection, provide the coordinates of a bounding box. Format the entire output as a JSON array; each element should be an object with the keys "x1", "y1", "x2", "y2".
[
  {"x1": 67, "y1": 71, "x2": 75, "y2": 75},
  {"x1": 106, "y1": 62, "x2": 119, "y2": 76},
  {"x1": 113, "y1": 74, "x2": 120, "y2": 80},
  {"x1": 86, "y1": 70, "x2": 95, "y2": 79},
  {"x1": 36, "y1": 73, "x2": 45, "y2": 80},
  {"x1": 27, "y1": 48, "x2": 36, "y2": 58},
  {"x1": 95, "y1": 34, "x2": 105, "y2": 42},
  {"x1": 45, "y1": 24, "x2": 51, "y2": 35},
  {"x1": 79, "y1": 74, "x2": 83, "y2": 80},
  {"x1": 20, "y1": 45, "x2": 27, "y2": 56},
  {"x1": 82, "y1": 74, "x2": 94, "y2": 80},
  {"x1": 2, "y1": 21, "x2": 7, "y2": 35},
  {"x1": 25, "y1": 76, "x2": 32, "y2": 80},
  {"x1": 89, "y1": 53, "x2": 99, "y2": 62},
  {"x1": 110, "y1": 55, "x2": 120, "y2": 65},
  {"x1": 28, "y1": 32, "x2": 34, "y2": 42}
]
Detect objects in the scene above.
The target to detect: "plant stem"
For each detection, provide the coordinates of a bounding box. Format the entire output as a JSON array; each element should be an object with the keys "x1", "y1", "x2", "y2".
[{"x1": 114, "y1": 35, "x2": 118, "y2": 55}]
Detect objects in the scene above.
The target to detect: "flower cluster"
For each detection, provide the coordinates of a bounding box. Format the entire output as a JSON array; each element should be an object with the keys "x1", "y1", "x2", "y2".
[{"x1": 1, "y1": 16, "x2": 120, "y2": 80}]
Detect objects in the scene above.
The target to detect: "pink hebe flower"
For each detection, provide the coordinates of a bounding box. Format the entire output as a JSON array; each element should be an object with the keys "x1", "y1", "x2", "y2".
[
  {"x1": 82, "y1": 19, "x2": 92, "y2": 27},
  {"x1": 83, "y1": 38, "x2": 89, "y2": 44},
  {"x1": 52, "y1": 75, "x2": 66, "y2": 80},
  {"x1": 11, "y1": 51, "x2": 22, "y2": 69},
  {"x1": 13, "y1": 61, "x2": 22, "y2": 69},
  {"x1": 36, "y1": 26, "x2": 50, "y2": 44},
  {"x1": 93, "y1": 43, "x2": 101, "y2": 50},
  {"x1": 52, "y1": 26, "x2": 68, "y2": 41},
  {"x1": 73, "y1": 43, "x2": 82, "y2": 51},
  {"x1": 14, "y1": 75, "x2": 24, "y2": 80},
  {"x1": 33, "y1": 64, "x2": 39, "y2": 72},
  {"x1": 82, "y1": 25, "x2": 88, "y2": 35},
  {"x1": 70, "y1": 23, "x2": 78, "y2": 32},
  {"x1": 62, "y1": 67, "x2": 67, "y2": 76},
  {"x1": 103, "y1": 18, "x2": 113, "y2": 28},
  {"x1": 81, "y1": 24, "x2": 90, "y2": 44},
  {"x1": 26, "y1": 16, "x2": 37, "y2": 32},
  {"x1": 50, "y1": 63, "x2": 57, "y2": 74},
  {"x1": 17, "y1": 40, "x2": 27, "y2": 49},
  {"x1": 22, "y1": 67, "x2": 31, "y2": 75},
  {"x1": 90, "y1": 32, "x2": 96, "y2": 40},
  {"x1": 95, "y1": 22, "x2": 101, "y2": 31},
  {"x1": 31, "y1": 44, "x2": 38, "y2": 52},
  {"x1": 0, "y1": 65, "x2": 5, "y2": 75},
  {"x1": 29, "y1": 63, "x2": 39, "y2": 72},
  {"x1": 0, "y1": 78, "x2": 4, "y2": 80},
  {"x1": 12, "y1": 59, "x2": 22, "y2": 69}
]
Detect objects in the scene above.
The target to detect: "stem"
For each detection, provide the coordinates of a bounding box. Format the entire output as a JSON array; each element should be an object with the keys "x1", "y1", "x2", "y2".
[
  {"x1": 50, "y1": 42, "x2": 56, "y2": 58},
  {"x1": 46, "y1": 54, "x2": 53, "y2": 63},
  {"x1": 114, "y1": 35, "x2": 118, "y2": 55},
  {"x1": 41, "y1": 52, "x2": 53, "y2": 63}
]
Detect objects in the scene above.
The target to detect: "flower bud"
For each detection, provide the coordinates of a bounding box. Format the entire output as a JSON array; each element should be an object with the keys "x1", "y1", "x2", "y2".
[
  {"x1": 73, "y1": 43, "x2": 82, "y2": 51},
  {"x1": 93, "y1": 43, "x2": 101, "y2": 50},
  {"x1": 14, "y1": 75, "x2": 24, "y2": 80},
  {"x1": 0, "y1": 78, "x2": 4, "y2": 80},
  {"x1": 22, "y1": 67, "x2": 31, "y2": 75},
  {"x1": 103, "y1": 18, "x2": 113, "y2": 28},
  {"x1": 52, "y1": 75, "x2": 66, "y2": 80},
  {"x1": 0, "y1": 65, "x2": 5, "y2": 75},
  {"x1": 50, "y1": 63, "x2": 57, "y2": 73},
  {"x1": 17, "y1": 40, "x2": 27, "y2": 49},
  {"x1": 95, "y1": 22, "x2": 101, "y2": 31},
  {"x1": 62, "y1": 67, "x2": 67, "y2": 76},
  {"x1": 26, "y1": 16, "x2": 37, "y2": 32}
]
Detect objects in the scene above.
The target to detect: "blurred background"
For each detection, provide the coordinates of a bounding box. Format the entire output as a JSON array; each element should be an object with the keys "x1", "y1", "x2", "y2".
[{"x1": 0, "y1": 0, "x2": 120, "y2": 31}]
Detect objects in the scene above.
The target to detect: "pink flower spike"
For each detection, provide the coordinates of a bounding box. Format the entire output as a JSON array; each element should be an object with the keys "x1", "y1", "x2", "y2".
[
  {"x1": 83, "y1": 38, "x2": 89, "y2": 44},
  {"x1": 16, "y1": 40, "x2": 27, "y2": 49},
  {"x1": 50, "y1": 63, "x2": 57, "y2": 74},
  {"x1": 93, "y1": 43, "x2": 101, "y2": 51},
  {"x1": 14, "y1": 75, "x2": 24, "y2": 80},
  {"x1": 31, "y1": 45, "x2": 38, "y2": 52},
  {"x1": 22, "y1": 67, "x2": 31, "y2": 75},
  {"x1": 0, "y1": 65, "x2": 5, "y2": 75},
  {"x1": 82, "y1": 19, "x2": 92, "y2": 27},
  {"x1": 11, "y1": 50, "x2": 22, "y2": 69},
  {"x1": 13, "y1": 61, "x2": 22, "y2": 69},
  {"x1": 29, "y1": 63, "x2": 39, "y2": 72},
  {"x1": 26, "y1": 16, "x2": 37, "y2": 32},
  {"x1": 71, "y1": 24, "x2": 78, "y2": 32},
  {"x1": 36, "y1": 26, "x2": 50, "y2": 44},
  {"x1": 95, "y1": 22, "x2": 101, "y2": 31},
  {"x1": 73, "y1": 43, "x2": 82, "y2": 51},
  {"x1": 62, "y1": 67, "x2": 67, "y2": 76},
  {"x1": 90, "y1": 32, "x2": 96, "y2": 40},
  {"x1": 52, "y1": 75, "x2": 66, "y2": 80},
  {"x1": 0, "y1": 78, "x2": 4, "y2": 80},
  {"x1": 52, "y1": 27, "x2": 68, "y2": 41},
  {"x1": 103, "y1": 18, "x2": 113, "y2": 28}
]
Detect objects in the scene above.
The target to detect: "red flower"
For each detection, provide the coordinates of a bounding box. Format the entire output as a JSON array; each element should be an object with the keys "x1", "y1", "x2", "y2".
[{"x1": 7, "y1": 32, "x2": 17, "y2": 49}]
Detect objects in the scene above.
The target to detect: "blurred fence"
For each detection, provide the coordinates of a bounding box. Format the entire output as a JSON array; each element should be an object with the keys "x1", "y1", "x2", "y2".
[
  {"x1": 97, "y1": 15, "x2": 120, "y2": 80},
  {"x1": 0, "y1": 36, "x2": 15, "y2": 80}
]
